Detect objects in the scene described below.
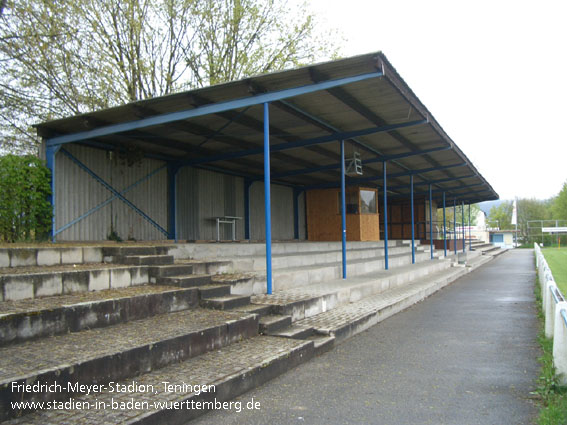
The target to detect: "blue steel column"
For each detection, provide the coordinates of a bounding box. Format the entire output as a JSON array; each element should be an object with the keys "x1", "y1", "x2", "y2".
[
  {"x1": 469, "y1": 203, "x2": 472, "y2": 251},
  {"x1": 429, "y1": 184, "x2": 433, "y2": 259},
  {"x1": 462, "y1": 201, "x2": 465, "y2": 253},
  {"x1": 453, "y1": 198, "x2": 457, "y2": 255},
  {"x1": 244, "y1": 180, "x2": 252, "y2": 240},
  {"x1": 46, "y1": 145, "x2": 59, "y2": 242},
  {"x1": 340, "y1": 140, "x2": 347, "y2": 279},
  {"x1": 383, "y1": 162, "x2": 389, "y2": 270},
  {"x1": 410, "y1": 174, "x2": 415, "y2": 264},
  {"x1": 263, "y1": 103, "x2": 273, "y2": 295},
  {"x1": 167, "y1": 164, "x2": 179, "y2": 242},
  {"x1": 443, "y1": 192, "x2": 447, "y2": 257}
]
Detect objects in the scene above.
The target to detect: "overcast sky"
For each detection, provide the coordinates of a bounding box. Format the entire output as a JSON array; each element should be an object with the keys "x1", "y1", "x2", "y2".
[{"x1": 308, "y1": 0, "x2": 567, "y2": 200}]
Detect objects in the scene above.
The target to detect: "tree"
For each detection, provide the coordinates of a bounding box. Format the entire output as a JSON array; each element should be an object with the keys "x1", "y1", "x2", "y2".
[
  {"x1": 488, "y1": 201, "x2": 512, "y2": 230},
  {"x1": 552, "y1": 181, "x2": 567, "y2": 221},
  {"x1": 0, "y1": 0, "x2": 340, "y2": 154},
  {"x1": 437, "y1": 203, "x2": 481, "y2": 228}
]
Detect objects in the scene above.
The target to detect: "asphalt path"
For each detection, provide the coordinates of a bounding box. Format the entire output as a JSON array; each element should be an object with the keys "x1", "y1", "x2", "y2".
[{"x1": 192, "y1": 249, "x2": 541, "y2": 425}]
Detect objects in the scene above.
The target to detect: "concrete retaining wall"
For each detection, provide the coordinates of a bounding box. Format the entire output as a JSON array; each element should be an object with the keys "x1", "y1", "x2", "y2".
[
  {"x1": 0, "y1": 266, "x2": 149, "y2": 301},
  {"x1": 0, "y1": 247, "x2": 104, "y2": 268}
]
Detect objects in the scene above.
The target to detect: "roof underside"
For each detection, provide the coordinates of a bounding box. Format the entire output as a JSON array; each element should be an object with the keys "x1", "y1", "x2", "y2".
[{"x1": 36, "y1": 52, "x2": 498, "y2": 204}]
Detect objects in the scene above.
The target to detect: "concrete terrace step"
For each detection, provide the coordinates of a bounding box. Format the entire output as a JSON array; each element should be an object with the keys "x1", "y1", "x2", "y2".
[
  {"x1": 197, "y1": 284, "x2": 231, "y2": 299},
  {"x1": 0, "y1": 285, "x2": 198, "y2": 345},
  {"x1": 155, "y1": 274, "x2": 212, "y2": 288},
  {"x1": 268, "y1": 324, "x2": 314, "y2": 340},
  {"x1": 306, "y1": 333, "x2": 336, "y2": 356},
  {"x1": 8, "y1": 336, "x2": 313, "y2": 425},
  {"x1": 228, "y1": 303, "x2": 273, "y2": 317},
  {"x1": 259, "y1": 315, "x2": 292, "y2": 334},
  {"x1": 102, "y1": 246, "x2": 170, "y2": 258},
  {"x1": 200, "y1": 295, "x2": 251, "y2": 310},
  {"x1": 0, "y1": 265, "x2": 149, "y2": 302},
  {"x1": 256, "y1": 250, "x2": 437, "y2": 294},
  {"x1": 251, "y1": 258, "x2": 452, "y2": 321},
  {"x1": 227, "y1": 244, "x2": 429, "y2": 272},
  {"x1": 148, "y1": 264, "x2": 195, "y2": 278},
  {"x1": 0, "y1": 308, "x2": 258, "y2": 421},
  {"x1": 294, "y1": 266, "x2": 470, "y2": 344},
  {"x1": 115, "y1": 255, "x2": 174, "y2": 266},
  {"x1": 170, "y1": 240, "x2": 412, "y2": 260}
]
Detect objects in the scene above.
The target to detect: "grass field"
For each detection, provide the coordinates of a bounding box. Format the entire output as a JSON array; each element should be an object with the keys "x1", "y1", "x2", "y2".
[{"x1": 542, "y1": 248, "x2": 567, "y2": 295}]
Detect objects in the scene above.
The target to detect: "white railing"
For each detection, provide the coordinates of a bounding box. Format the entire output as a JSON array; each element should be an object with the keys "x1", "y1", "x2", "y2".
[{"x1": 535, "y1": 243, "x2": 567, "y2": 385}]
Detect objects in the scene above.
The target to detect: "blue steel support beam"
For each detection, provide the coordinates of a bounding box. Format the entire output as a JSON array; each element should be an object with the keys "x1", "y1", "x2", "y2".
[
  {"x1": 184, "y1": 119, "x2": 427, "y2": 167},
  {"x1": 60, "y1": 148, "x2": 168, "y2": 236},
  {"x1": 443, "y1": 192, "x2": 447, "y2": 257},
  {"x1": 429, "y1": 184, "x2": 434, "y2": 260},
  {"x1": 293, "y1": 188, "x2": 302, "y2": 240},
  {"x1": 387, "y1": 174, "x2": 477, "y2": 191},
  {"x1": 167, "y1": 164, "x2": 180, "y2": 241},
  {"x1": 469, "y1": 203, "x2": 472, "y2": 251},
  {"x1": 272, "y1": 146, "x2": 450, "y2": 179},
  {"x1": 55, "y1": 165, "x2": 167, "y2": 237},
  {"x1": 305, "y1": 163, "x2": 467, "y2": 190},
  {"x1": 410, "y1": 174, "x2": 415, "y2": 264},
  {"x1": 340, "y1": 140, "x2": 347, "y2": 279},
  {"x1": 264, "y1": 103, "x2": 273, "y2": 295},
  {"x1": 46, "y1": 71, "x2": 384, "y2": 146},
  {"x1": 244, "y1": 179, "x2": 253, "y2": 239},
  {"x1": 46, "y1": 145, "x2": 60, "y2": 242},
  {"x1": 453, "y1": 198, "x2": 457, "y2": 255},
  {"x1": 383, "y1": 161, "x2": 389, "y2": 270},
  {"x1": 387, "y1": 183, "x2": 486, "y2": 200},
  {"x1": 462, "y1": 201, "x2": 465, "y2": 253}
]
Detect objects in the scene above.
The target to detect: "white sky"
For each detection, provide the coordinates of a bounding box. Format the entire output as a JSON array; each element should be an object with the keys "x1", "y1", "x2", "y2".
[{"x1": 308, "y1": 0, "x2": 567, "y2": 200}]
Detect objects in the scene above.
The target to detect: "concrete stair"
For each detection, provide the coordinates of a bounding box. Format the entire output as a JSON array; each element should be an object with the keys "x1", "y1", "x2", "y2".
[
  {"x1": 0, "y1": 242, "x2": 499, "y2": 424},
  {"x1": 0, "y1": 306, "x2": 258, "y2": 421},
  {"x1": 259, "y1": 315, "x2": 292, "y2": 334},
  {"x1": 0, "y1": 285, "x2": 199, "y2": 345}
]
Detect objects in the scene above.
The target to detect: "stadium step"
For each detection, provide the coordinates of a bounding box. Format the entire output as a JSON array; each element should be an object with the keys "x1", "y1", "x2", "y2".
[
  {"x1": 0, "y1": 285, "x2": 198, "y2": 345},
  {"x1": 6, "y1": 336, "x2": 313, "y2": 425},
  {"x1": 0, "y1": 308, "x2": 258, "y2": 421}
]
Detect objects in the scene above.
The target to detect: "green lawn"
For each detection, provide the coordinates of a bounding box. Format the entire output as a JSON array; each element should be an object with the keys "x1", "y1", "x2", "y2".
[{"x1": 542, "y1": 248, "x2": 567, "y2": 295}]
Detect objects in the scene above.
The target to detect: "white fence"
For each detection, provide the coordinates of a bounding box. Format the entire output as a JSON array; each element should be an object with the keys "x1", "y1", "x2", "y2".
[{"x1": 535, "y1": 243, "x2": 567, "y2": 385}]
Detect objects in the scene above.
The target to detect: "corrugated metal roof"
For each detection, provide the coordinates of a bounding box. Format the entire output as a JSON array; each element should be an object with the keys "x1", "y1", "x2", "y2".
[{"x1": 36, "y1": 52, "x2": 498, "y2": 203}]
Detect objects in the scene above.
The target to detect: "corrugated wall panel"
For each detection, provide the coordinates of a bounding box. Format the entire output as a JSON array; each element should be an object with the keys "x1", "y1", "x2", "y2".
[
  {"x1": 54, "y1": 145, "x2": 167, "y2": 241},
  {"x1": 176, "y1": 168, "x2": 245, "y2": 240},
  {"x1": 298, "y1": 191, "x2": 306, "y2": 239},
  {"x1": 250, "y1": 182, "x2": 296, "y2": 240}
]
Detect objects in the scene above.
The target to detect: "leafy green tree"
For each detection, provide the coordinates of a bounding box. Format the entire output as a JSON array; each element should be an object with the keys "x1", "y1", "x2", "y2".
[
  {"x1": 0, "y1": 0, "x2": 340, "y2": 154},
  {"x1": 552, "y1": 181, "x2": 567, "y2": 221},
  {"x1": 488, "y1": 201, "x2": 512, "y2": 230},
  {"x1": 437, "y1": 203, "x2": 481, "y2": 228}
]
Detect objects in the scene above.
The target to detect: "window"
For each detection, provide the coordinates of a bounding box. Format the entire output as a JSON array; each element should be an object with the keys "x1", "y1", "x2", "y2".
[
  {"x1": 338, "y1": 190, "x2": 359, "y2": 214},
  {"x1": 360, "y1": 190, "x2": 377, "y2": 214}
]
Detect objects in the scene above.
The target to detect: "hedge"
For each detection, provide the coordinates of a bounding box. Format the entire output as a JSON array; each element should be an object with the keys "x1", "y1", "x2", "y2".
[{"x1": 0, "y1": 154, "x2": 52, "y2": 242}]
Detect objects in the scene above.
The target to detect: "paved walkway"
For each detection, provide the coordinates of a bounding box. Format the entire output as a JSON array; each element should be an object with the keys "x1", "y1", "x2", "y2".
[{"x1": 192, "y1": 249, "x2": 541, "y2": 425}]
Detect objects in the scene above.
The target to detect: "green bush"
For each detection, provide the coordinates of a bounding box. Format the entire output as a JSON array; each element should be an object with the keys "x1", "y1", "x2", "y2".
[{"x1": 0, "y1": 154, "x2": 52, "y2": 242}]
